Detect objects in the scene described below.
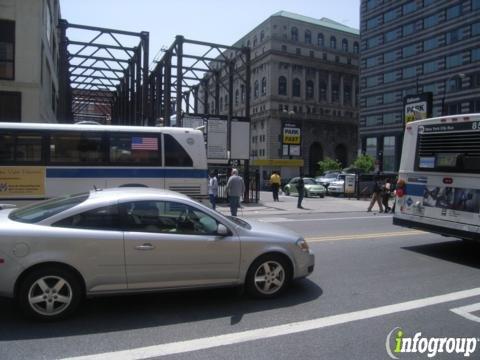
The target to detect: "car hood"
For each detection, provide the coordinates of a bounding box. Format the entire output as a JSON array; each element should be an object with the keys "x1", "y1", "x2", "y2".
[{"x1": 240, "y1": 219, "x2": 301, "y2": 243}]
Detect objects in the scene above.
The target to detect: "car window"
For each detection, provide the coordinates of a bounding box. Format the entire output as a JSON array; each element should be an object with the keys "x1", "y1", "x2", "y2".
[
  {"x1": 304, "y1": 178, "x2": 316, "y2": 185},
  {"x1": 122, "y1": 200, "x2": 220, "y2": 235},
  {"x1": 52, "y1": 205, "x2": 120, "y2": 231},
  {"x1": 9, "y1": 193, "x2": 89, "y2": 224}
]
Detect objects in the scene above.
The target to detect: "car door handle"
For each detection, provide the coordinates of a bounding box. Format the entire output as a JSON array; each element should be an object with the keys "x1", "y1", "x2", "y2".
[{"x1": 135, "y1": 244, "x2": 155, "y2": 251}]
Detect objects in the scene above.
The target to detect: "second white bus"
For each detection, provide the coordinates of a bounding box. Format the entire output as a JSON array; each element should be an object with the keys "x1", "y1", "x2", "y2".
[{"x1": 393, "y1": 114, "x2": 480, "y2": 242}]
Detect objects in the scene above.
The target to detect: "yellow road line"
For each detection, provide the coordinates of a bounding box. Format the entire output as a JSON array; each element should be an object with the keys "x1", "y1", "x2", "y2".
[{"x1": 306, "y1": 230, "x2": 424, "y2": 242}]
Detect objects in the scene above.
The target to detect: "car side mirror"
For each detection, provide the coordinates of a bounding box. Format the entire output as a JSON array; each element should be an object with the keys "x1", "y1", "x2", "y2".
[{"x1": 217, "y1": 224, "x2": 229, "y2": 236}]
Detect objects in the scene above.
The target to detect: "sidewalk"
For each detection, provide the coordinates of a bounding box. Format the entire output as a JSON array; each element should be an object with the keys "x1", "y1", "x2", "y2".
[{"x1": 214, "y1": 191, "x2": 374, "y2": 216}]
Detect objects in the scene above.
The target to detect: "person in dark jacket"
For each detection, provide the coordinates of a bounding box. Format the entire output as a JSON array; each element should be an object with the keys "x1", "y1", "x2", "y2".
[
  {"x1": 296, "y1": 176, "x2": 305, "y2": 209},
  {"x1": 367, "y1": 176, "x2": 384, "y2": 213}
]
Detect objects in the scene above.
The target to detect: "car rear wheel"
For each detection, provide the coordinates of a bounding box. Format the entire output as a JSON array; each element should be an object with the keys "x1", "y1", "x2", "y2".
[
  {"x1": 246, "y1": 255, "x2": 291, "y2": 298},
  {"x1": 17, "y1": 266, "x2": 83, "y2": 321}
]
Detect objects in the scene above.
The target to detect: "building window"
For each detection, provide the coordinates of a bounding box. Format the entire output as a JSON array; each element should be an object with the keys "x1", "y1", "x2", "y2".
[
  {"x1": 330, "y1": 36, "x2": 336, "y2": 49},
  {"x1": 366, "y1": 137, "x2": 377, "y2": 156},
  {"x1": 278, "y1": 76, "x2": 287, "y2": 95},
  {"x1": 296, "y1": 48, "x2": 301, "y2": 55},
  {"x1": 332, "y1": 83, "x2": 339, "y2": 102},
  {"x1": 446, "y1": 102, "x2": 462, "y2": 115},
  {"x1": 367, "y1": 0, "x2": 381, "y2": 10},
  {"x1": 383, "y1": 92, "x2": 396, "y2": 104},
  {"x1": 422, "y1": 83, "x2": 438, "y2": 94},
  {"x1": 254, "y1": 80, "x2": 259, "y2": 98},
  {"x1": 366, "y1": 96, "x2": 379, "y2": 107},
  {"x1": 353, "y1": 42, "x2": 359, "y2": 54},
  {"x1": 423, "y1": 37, "x2": 439, "y2": 51},
  {"x1": 446, "y1": 28, "x2": 464, "y2": 44},
  {"x1": 384, "y1": 50, "x2": 397, "y2": 63},
  {"x1": 384, "y1": 71, "x2": 396, "y2": 83},
  {"x1": 446, "y1": 53, "x2": 464, "y2": 68},
  {"x1": 260, "y1": 30, "x2": 265, "y2": 41},
  {"x1": 384, "y1": 8, "x2": 397, "y2": 23},
  {"x1": 424, "y1": 14, "x2": 439, "y2": 28},
  {"x1": 473, "y1": 22, "x2": 480, "y2": 36},
  {"x1": 291, "y1": 27, "x2": 298, "y2": 41},
  {"x1": 305, "y1": 30, "x2": 312, "y2": 44},
  {"x1": 241, "y1": 85, "x2": 245, "y2": 103},
  {"x1": 447, "y1": 77, "x2": 462, "y2": 92},
  {"x1": 235, "y1": 89, "x2": 239, "y2": 106},
  {"x1": 342, "y1": 39, "x2": 348, "y2": 52},
  {"x1": 472, "y1": 48, "x2": 480, "y2": 61},
  {"x1": 366, "y1": 35, "x2": 382, "y2": 49},
  {"x1": 383, "y1": 136, "x2": 396, "y2": 172},
  {"x1": 366, "y1": 76, "x2": 379, "y2": 87},
  {"x1": 261, "y1": 77, "x2": 267, "y2": 96},
  {"x1": 402, "y1": 44, "x2": 417, "y2": 58},
  {"x1": 0, "y1": 91, "x2": 21, "y2": 122},
  {"x1": 367, "y1": 15, "x2": 382, "y2": 30},
  {"x1": 366, "y1": 56, "x2": 378, "y2": 68},
  {"x1": 366, "y1": 116, "x2": 378, "y2": 127},
  {"x1": 281, "y1": 44, "x2": 287, "y2": 52},
  {"x1": 403, "y1": 66, "x2": 417, "y2": 79},
  {"x1": 384, "y1": 29, "x2": 399, "y2": 43},
  {"x1": 344, "y1": 85, "x2": 351, "y2": 103},
  {"x1": 224, "y1": 95, "x2": 228, "y2": 110},
  {"x1": 306, "y1": 80, "x2": 314, "y2": 99},
  {"x1": 319, "y1": 80, "x2": 327, "y2": 101},
  {"x1": 292, "y1": 78, "x2": 301, "y2": 97},
  {"x1": 219, "y1": 97, "x2": 223, "y2": 111},
  {"x1": 423, "y1": 60, "x2": 439, "y2": 74},
  {"x1": 317, "y1": 33, "x2": 324, "y2": 46},
  {"x1": 474, "y1": 0, "x2": 480, "y2": 10},
  {"x1": 446, "y1": 4, "x2": 462, "y2": 20},
  {"x1": 470, "y1": 99, "x2": 480, "y2": 112},
  {"x1": 383, "y1": 113, "x2": 398, "y2": 125},
  {"x1": 402, "y1": 1, "x2": 417, "y2": 15},
  {"x1": 402, "y1": 22, "x2": 415, "y2": 36},
  {"x1": 0, "y1": 20, "x2": 15, "y2": 80}
]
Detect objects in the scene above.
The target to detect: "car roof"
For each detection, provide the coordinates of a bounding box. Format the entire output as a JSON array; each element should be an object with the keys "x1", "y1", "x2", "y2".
[{"x1": 88, "y1": 187, "x2": 190, "y2": 202}]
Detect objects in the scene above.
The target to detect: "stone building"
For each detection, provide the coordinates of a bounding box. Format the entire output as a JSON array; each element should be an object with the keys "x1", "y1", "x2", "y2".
[
  {"x1": 198, "y1": 11, "x2": 359, "y2": 181},
  {"x1": 0, "y1": 0, "x2": 60, "y2": 123}
]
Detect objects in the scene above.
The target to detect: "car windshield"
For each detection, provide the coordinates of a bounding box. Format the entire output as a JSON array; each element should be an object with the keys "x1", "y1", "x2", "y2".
[
  {"x1": 304, "y1": 178, "x2": 316, "y2": 185},
  {"x1": 337, "y1": 175, "x2": 346, "y2": 181},
  {"x1": 325, "y1": 173, "x2": 338, "y2": 178},
  {"x1": 227, "y1": 216, "x2": 252, "y2": 230},
  {"x1": 9, "y1": 193, "x2": 89, "y2": 224}
]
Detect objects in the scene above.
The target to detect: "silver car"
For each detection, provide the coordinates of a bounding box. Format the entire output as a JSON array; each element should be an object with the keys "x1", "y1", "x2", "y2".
[{"x1": 0, "y1": 188, "x2": 314, "y2": 320}]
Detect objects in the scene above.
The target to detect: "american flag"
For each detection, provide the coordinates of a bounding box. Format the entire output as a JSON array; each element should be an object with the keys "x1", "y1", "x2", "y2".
[{"x1": 131, "y1": 137, "x2": 158, "y2": 150}]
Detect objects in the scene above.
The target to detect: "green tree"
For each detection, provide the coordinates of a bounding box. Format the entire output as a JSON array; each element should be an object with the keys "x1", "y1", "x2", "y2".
[
  {"x1": 316, "y1": 157, "x2": 342, "y2": 176},
  {"x1": 351, "y1": 154, "x2": 375, "y2": 173}
]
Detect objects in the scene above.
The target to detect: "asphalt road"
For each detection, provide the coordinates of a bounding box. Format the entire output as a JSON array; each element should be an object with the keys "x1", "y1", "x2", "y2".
[{"x1": 1, "y1": 211, "x2": 479, "y2": 360}]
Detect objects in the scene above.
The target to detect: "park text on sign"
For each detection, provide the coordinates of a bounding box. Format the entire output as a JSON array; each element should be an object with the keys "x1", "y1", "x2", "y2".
[{"x1": 283, "y1": 127, "x2": 301, "y2": 144}]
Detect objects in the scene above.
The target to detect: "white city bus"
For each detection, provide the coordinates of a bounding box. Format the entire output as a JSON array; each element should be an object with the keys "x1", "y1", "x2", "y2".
[
  {"x1": 0, "y1": 123, "x2": 207, "y2": 202},
  {"x1": 393, "y1": 114, "x2": 480, "y2": 242}
]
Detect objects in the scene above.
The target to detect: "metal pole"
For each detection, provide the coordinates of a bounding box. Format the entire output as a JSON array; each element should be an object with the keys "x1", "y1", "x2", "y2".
[
  {"x1": 142, "y1": 31, "x2": 149, "y2": 125},
  {"x1": 176, "y1": 35, "x2": 184, "y2": 127},
  {"x1": 244, "y1": 47, "x2": 251, "y2": 203},
  {"x1": 164, "y1": 53, "x2": 172, "y2": 126}
]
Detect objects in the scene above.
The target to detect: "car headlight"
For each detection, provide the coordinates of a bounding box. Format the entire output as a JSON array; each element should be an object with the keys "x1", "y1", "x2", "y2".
[{"x1": 296, "y1": 238, "x2": 310, "y2": 252}]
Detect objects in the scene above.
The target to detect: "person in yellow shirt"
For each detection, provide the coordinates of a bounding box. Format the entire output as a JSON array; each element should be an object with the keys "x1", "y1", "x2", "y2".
[{"x1": 270, "y1": 171, "x2": 281, "y2": 202}]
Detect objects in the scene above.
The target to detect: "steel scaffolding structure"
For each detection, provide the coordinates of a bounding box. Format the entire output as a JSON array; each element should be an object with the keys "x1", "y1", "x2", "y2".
[
  {"x1": 58, "y1": 20, "x2": 149, "y2": 124},
  {"x1": 148, "y1": 36, "x2": 251, "y2": 130}
]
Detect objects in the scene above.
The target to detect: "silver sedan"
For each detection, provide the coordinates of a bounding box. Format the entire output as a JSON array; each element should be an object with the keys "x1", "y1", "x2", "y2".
[{"x1": 0, "y1": 188, "x2": 314, "y2": 320}]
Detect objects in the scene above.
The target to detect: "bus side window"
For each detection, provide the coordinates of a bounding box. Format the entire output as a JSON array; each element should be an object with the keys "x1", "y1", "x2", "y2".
[
  {"x1": 109, "y1": 134, "x2": 161, "y2": 165},
  {"x1": 0, "y1": 134, "x2": 14, "y2": 162},
  {"x1": 164, "y1": 134, "x2": 193, "y2": 167},
  {"x1": 15, "y1": 134, "x2": 43, "y2": 162}
]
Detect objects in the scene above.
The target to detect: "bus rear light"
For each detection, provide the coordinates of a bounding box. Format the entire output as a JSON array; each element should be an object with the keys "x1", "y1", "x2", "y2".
[
  {"x1": 443, "y1": 177, "x2": 453, "y2": 184},
  {"x1": 463, "y1": 117, "x2": 470, "y2": 121},
  {"x1": 0, "y1": 258, "x2": 4, "y2": 264},
  {"x1": 441, "y1": 118, "x2": 447, "y2": 122},
  {"x1": 451, "y1": 118, "x2": 458, "y2": 122}
]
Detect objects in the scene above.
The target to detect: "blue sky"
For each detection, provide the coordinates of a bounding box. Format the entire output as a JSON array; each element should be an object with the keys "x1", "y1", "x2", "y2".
[{"x1": 60, "y1": 0, "x2": 360, "y2": 64}]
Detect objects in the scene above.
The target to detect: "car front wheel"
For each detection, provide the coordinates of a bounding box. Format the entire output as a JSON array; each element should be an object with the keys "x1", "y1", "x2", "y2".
[
  {"x1": 17, "y1": 266, "x2": 83, "y2": 320},
  {"x1": 246, "y1": 255, "x2": 291, "y2": 298}
]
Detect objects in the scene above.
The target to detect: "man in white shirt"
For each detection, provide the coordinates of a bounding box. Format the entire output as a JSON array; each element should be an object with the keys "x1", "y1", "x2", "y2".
[{"x1": 208, "y1": 171, "x2": 218, "y2": 210}]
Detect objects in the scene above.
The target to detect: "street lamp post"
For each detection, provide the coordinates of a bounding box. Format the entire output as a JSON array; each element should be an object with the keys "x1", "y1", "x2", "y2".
[{"x1": 441, "y1": 73, "x2": 465, "y2": 116}]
